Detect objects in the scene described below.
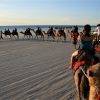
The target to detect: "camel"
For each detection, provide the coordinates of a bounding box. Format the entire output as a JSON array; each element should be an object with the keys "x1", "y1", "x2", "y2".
[
  {"x1": 20, "y1": 28, "x2": 33, "y2": 39},
  {"x1": 71, "y1": 49, "x2": 99, "y2": 100},
  {"x1": 57, "y1": 29, "x2": 66, "y2": 41},
  {"x1": 3, "y1": 30, "x2": 12, "y2": 38},
  {"x1": 87, "y1": 63, "x2": 100, "y2": 100},
  {"x1": 2, "y1": 29, "x2": 19, "y2": 39},
  {"x1": 42, "y1": 29, "x2": 57, "y2": 41},
  {"x1": 66, "y1": 29, "x2": 72, "y2": 42},
  {"x1": 0, "y1": 31, "x2": 3, "y2": 39},
  {"x1": 30, "y1": 28, "x2": 44, "y2": 40},
  {"x1": 70, "y1": 30, "x2": 79, "y2": 49},
  {"x1": 11, "y1": 29, "x2": 19, "y2": 39}
]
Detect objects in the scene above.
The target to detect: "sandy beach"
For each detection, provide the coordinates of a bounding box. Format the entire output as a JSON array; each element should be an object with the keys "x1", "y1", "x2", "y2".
[{"x1": 0, "y1": 39, "x2": 76, "y2": 100}]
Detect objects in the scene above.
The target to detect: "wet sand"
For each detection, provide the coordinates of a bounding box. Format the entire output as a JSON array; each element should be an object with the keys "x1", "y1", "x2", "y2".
[{"x1": 0, "y1": 39, "x2": 76, "y2": 100}]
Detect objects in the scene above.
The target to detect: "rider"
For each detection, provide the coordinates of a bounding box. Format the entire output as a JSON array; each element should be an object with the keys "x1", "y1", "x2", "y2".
[
  {"x1": 7, "y1": 29, "x2": 10, "y2": 33},
  {"x1": 79, "y1": 24, "x2": 94, "y2": 55},
  {"x1": 48, "y1": 27, "x2": 54, "y2": 36},
  {"x1": 36, "y1": 27, "x2": 42, "y2": 34},
  {"x1": 78, "y1": 24, "x2": 99, "y2": 64},
  {"x1": 71, "y1": 26, "x2": 79, "y2": 47},
  {"x1": 71, "y1": 25, "x2": 98, "y2": 73},
  {"x1": 25, "y1": 28, "x2": 30, "y2": 33},
  {"x1": 14, "y1": 28, "x2": 17, "y2": 32}
]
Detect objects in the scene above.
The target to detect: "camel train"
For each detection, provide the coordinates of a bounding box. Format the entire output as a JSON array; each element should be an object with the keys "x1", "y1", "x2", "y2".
[
  {"x1": 0, "y1": 27, "x2": 67, "y2": 41},
  {"x1": 0, "y1": 28, "x2": 19, "y2": 39}
]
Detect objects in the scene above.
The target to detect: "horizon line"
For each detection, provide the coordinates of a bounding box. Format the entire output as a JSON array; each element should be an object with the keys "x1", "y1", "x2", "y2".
[{"x1": 0, "y1": 24, "x2": 97, "y2": 26}]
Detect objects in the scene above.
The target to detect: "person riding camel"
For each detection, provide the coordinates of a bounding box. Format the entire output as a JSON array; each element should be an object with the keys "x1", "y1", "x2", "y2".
[
  {"x1": 71, "y1": 25, "x2": 99, "y2": 99},
  {"x1": 36, "y1": 27, "x2": 42, "y2": 35},
  {"x1": 71, "y1": 26, "x2": 79, "y2": 48},
  {"x1": 79, "y1": 24, "x2": 94, "y2": 55},
  {"x1": 14, "y1": 28, "x2": 17, "y2": 33},
  {"x1": 25, "y1": 28, "x2": 30, "y2": 33},
  {"x1": 7, "y1": 29, "x2": 10, "y2": 33},
  {"x1": 48, "y1": 27, "x2": 54, "y2": 36},
  {"x1": 71, "y1": 25, "x2": 99, "y2": 72}
]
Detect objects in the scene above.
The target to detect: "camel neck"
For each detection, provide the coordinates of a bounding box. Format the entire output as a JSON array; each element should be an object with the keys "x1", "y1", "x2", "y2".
[{"x1": 89, "y1": 86, "x2": 100, "y2": 100}]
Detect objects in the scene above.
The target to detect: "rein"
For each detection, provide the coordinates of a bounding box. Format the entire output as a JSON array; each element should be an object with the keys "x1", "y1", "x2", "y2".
[{"x1": 80, "y1": 67, "x2": 88, "y2": 78}]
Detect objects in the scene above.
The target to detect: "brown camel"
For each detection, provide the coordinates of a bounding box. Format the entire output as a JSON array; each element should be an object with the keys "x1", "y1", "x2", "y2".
[
  {"x1": 12, "y1": 29, "x2": 19, "y2": 39},
  {"x1": 31, "y1": 28, "x2": 44, "y2": 40},
  {"x1": 20, "y1": 28, "x2": 33, "y2": 39},
  {"x1": 87, "y1": 63, "x2": 100, "y2": 100},
  {"x1": 43, "y1": 29, "x2": 57, "y2": 41},
  {"x1": 71, "y1": 30, "x2": 79, "y2": 49},
  {"x1": 3, "y1": 29, "x2": 12, "y2": 38},
  {"x1": 57, "y1": 29, "x2": 66, "y2": 41}
]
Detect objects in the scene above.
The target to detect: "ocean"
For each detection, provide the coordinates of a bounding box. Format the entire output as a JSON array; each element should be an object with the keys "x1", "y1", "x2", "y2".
[
  {"x1": 0, "y1": 25, "x2": 96, "y2": 38},
  {"x1": 0, "y1": 25, "x2": 96, "y2": 31}
]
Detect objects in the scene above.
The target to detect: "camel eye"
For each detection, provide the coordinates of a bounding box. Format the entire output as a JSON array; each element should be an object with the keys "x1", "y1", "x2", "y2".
[{"x1": 89, "y1": 71, "x2": 94, "y2": 77}]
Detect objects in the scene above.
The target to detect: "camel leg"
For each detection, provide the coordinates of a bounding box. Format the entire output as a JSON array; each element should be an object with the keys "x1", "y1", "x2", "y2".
[
  {"x1": 23, "y1": 35, "x2": 25, "y2": 39},
  {"x1": 13, "y1": 35, "x2": 16, "y2": 39},
  {"x1": 30, "y1": 35, "x2": 33, "y2": 39},
  {"x1": 73, "y1": 41, "x2": 77, "y2": 49},
  {"x1": 10, "y1": 35, "x2": 12, "y2": 39},
  {"x1": 41, "y1": 35, "x2": 43, "y2": 40},
  {"x1": 29, "y1": 35, "x2": 31, "y2": 39},
  {"x1": 17, "y1": 35, "x2": 19, "y2": 39},
  {"x1": 37, "y1": 36, "x2": 38, "y2": 40},
  {"x1": 64, "y1": 37, "x2": 66, "y2": 42},
  {"x1": 26, "y1": 35, "x2": 28, "y2": 39},
  {"x1": 74, "y1": 69, "x2": 82, "y2": 100},
  {"x1": 34, "y1": 36, "x2": 36, "y2": 39},
  {"x1": 56, "y1": 36, "x2": 59, "y2": 42},
  {"x1": 64, "y1": 35, "x2": 66, "y2": 42},
  {"x1": 47, "y1": 35, "x2": 50, "y2": 41},
  {"x1": 75, "y1": 44, "x2": 77, "y2": 49},
  {"x1": 0, "y1": 36, "x2": 3, "y2": 40},
  {"x1": 34, "y1": 35, "x2": 38, "y2": 40},
  {"x1": 42, "y1": 35, "x2": 44, "y2": 41},
  {"x1": 52, "y1": 35, "x2": 55, "y2": 42},
  {"x1": 31, "y1": 35, "x2": 33, "y2": 39},
  {"x1": 0, "y1": 34, "x2": 3, "y2": 39}
]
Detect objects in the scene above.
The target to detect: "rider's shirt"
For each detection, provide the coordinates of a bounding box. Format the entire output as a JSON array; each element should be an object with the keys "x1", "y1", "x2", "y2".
[{"x1": 80, "y1": 35, "x2": 93, "y2": 53}]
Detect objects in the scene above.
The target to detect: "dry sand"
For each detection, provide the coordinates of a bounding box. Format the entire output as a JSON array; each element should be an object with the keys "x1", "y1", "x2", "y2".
[{"x1": 0, "y1": 39, "x2": 76, "y2": 100}]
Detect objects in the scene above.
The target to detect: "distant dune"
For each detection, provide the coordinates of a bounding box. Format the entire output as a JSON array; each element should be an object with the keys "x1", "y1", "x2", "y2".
[{"x1": 0, "y1": 39, "x2": 76, "y2": 100}]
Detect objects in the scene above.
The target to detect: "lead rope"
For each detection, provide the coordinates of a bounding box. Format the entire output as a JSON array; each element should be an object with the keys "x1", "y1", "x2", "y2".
[{"x1": 80, "y1": 67, "x2": 88, "y2": 79}]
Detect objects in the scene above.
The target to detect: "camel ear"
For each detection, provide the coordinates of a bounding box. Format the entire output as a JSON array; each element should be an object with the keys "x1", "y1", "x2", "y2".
[{"x1": 88, "y1": 70, "x2": 94, "y2": 77}]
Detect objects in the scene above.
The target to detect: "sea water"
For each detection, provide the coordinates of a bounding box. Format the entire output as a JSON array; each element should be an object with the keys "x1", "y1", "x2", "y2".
[{"x1": 0, "y1": 25, "x2": 96, "y2": 38}]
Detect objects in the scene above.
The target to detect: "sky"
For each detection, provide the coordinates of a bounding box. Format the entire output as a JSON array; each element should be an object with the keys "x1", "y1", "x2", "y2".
[{"x1": 0, "y1": 0, "x2": 100, "y2": 25}]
